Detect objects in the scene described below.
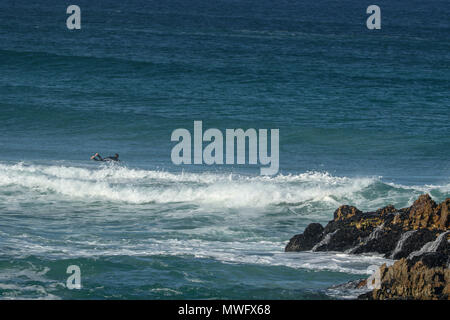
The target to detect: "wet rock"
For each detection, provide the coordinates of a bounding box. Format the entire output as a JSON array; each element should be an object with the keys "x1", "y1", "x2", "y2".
[
  {"x1": 285, "y1": 194, "x2": 449, "y2": 258},
  {"x1": 409, "y1": 252, "x2": 448, "y2": 269},
  {"x1": 287, "y1": 194, "x2": 449, "y2": 300},
  {"x1": 361, "y1": 256, "x2": 450, "y2": 300},
  {"x1": 436, "y1": 199, "x2": 450, "y2": 230},
  {"x1": 333, "y1": 205, "x2": 362, "y2": 221},
  {"x1": 395, "y1": 194, "x2": 449, "y2": 231},
  {"x1": 407, "y1": 230, "x2": 449, "y2": 260},
  {"x1": 313, "y1": 227, "x2": 360, "y2": 252},
  {"x1": 351, "y1": 225, "x2": 403, "y2": 255},
  {"x1": 390, "y1": 229, "x2": 436, "y2": 259},
  {"x1": 285, "y1": 223, "x2": 324, "y2": 251}
]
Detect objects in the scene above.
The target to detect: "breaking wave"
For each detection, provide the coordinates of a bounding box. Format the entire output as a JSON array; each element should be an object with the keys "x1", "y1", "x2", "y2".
[{"x1": 0, "y1": 162, "x2": 448, "y2": 209}]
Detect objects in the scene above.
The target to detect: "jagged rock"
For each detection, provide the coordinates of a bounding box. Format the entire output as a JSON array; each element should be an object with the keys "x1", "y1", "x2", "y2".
[
  {"x1": 351, "y1": 225, "x2": 403, "y2": 255},
  {"x1": 360, "y1": 255, "x2": 450, "y2": 300},
  {"x1": 313, "y1": 227, "x2": 361, "y2": 252},
  {"x1": 390, "y1": 229, "x2": 436, "y2": 259},
  {"x1": 393, "y1": 194, "x2": 449, "y2": 231},
  {"x1": 407, "y1": 194, "x2": 437, "y2": 228},
  {"x1": 407, "y1": 230, "x2": 449, "y2": 260},
  {"x1": 376, "y1": 205, "x2": 397, "y2": 216},
  {"x1": 333, "y1": 205, "x2": 362, "y2": 221},
  {"x1": 288, "y1": 194, "x2": 449, "y2": 300},
  {"x1": 409, "y1": 252, "x2": 448, "y2": 269},
  {"x1": 285, "y1": 223, "x2": 324, "y2": 251},
  {"x1": 285, "y1": 194, "x2": 449, "y2": 258},
  {"x1": 436, "y1": 199, "x2": 450, "y2": 230}
]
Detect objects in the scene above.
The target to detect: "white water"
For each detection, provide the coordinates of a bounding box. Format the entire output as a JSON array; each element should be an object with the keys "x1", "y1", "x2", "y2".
[
  {"x1": 408, "y1": 231, "x2": 450, "y2": 259},
  {"x1": 390, "y1": 230, "x2": 417, "y2": 259},
  {"x1": 0, "y1": 162, "x2": 378, "y2": 208},
  {"x1": 3, "y1": 234, "x2": 392, "y2": 275},
  {"x1": 312, "y1": 230, "x2": 338, "y2": 252},
  {"x1": 367, "y1": 223, "x2": 385, "y2": 241},
  {"x1": 0, "y1": 161, "x2": 447, "y2": 285},
  {"x1": 1, "y1": 162, "x2": 447, "y2": 209},
  {"x1": 345, "y1": 223, "x2": 386, "y2": 254}
]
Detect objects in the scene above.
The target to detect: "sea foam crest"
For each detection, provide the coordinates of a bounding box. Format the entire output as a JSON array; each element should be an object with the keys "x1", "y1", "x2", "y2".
[{"x1": 0, "y1": 162, "x2": 447, "y2": 208}]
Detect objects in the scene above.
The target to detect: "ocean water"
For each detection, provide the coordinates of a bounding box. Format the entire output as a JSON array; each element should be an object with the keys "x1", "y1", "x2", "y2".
[{"x1": 0, "y1": 0, "x2": 449, "y2": 299}]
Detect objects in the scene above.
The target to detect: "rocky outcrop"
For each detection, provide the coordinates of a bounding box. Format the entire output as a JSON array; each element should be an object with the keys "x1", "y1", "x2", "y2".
[
  {"x1": 359, "y1": 252, "x2": 450, "y2": 300},
  {"x1": 390, "y1": 229, "x2": 436, "y2": 259},
  {"x1": 285, "y1": 223, "x2": 324, "y2": 251},
  {"x1": 285, "y1": 194, "x2": 450, "y2": 300},
  {"x1": 285, "y1": 194, "x2": 449, "y2": 259}
]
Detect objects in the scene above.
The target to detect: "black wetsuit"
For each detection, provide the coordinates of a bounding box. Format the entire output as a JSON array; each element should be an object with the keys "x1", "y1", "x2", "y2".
[{"x1": 92, "y1": 155, "x2": 119, "y2": 162}]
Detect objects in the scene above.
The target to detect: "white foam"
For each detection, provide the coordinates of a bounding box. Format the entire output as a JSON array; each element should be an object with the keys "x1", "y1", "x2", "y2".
[
  {"x1": 0, "y1": 162, "x2": 379, "y2": 208},
  {"x1": 312, "y1": 230, "x2": 338, "y2": 252},
  {"x1": 408, "y1": 231, "x2": 450, "y2": 259},
  {"x1": 390, "y1": 230, "x2": 417, "y2": 259},
  {"x1": 4, "y1": 234, "x2": 393, "y2": 275},
  {"x1": 0, "y1": 266, "x2": 61, "y2": 300},
  {"x1": 386, "y1": 181, "x2": 450, "y2": 194}
]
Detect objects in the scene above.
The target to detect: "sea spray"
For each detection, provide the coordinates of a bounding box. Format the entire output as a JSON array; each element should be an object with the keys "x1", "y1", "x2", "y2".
[
  {"x1": 0, "y1": 162, "x2": 448, "y2": 210},
  {"x1": 390, "y1": 230, "x2": 417, "y2": 259},
  {"x1": 408, "y1": 231, "x2": 450, "y2": 259}
]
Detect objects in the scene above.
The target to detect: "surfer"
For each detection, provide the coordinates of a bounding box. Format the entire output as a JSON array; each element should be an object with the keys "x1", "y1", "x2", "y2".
[{"x1": 90, "y1": 153, "x2": 120, "y2": 162}]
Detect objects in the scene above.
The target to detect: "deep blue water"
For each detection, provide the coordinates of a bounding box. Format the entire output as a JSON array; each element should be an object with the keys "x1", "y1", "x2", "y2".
[{"x1": 0, "y1": 0, "x2": 449, "y2": 299}]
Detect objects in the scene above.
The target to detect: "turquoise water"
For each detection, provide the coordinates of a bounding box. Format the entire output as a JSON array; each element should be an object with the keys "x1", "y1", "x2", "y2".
[{"x1": 0, "y1": 0, "x2": 449, "y2": 299}]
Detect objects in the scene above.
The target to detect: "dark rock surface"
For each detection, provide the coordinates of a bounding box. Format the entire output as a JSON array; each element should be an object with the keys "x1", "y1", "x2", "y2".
[
  {"x1": 390, "y1": 229, "x2": 436, "y2": 259},
  {"x1": 360, "y1": 253, "x2": 450, "y2": 300},
  {"x1": 285, "y1": 194, "x2": 449, "y2": 259},
  {"x1": 285, "y1": 194, "x2": 450, "y2": 300},
  {"x1": 284, "y1": 223, "x2": 324, "y2": 251}
]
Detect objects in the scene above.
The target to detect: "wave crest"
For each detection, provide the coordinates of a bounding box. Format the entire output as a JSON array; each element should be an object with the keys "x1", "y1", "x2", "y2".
[{"x1": 0, "y1": 162, "x2": 447, "y2": 209}]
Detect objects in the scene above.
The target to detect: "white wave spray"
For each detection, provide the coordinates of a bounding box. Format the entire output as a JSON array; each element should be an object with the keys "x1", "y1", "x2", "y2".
[{"x1": 0, "y1": 162, "x2": 382, "y2": 208}]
